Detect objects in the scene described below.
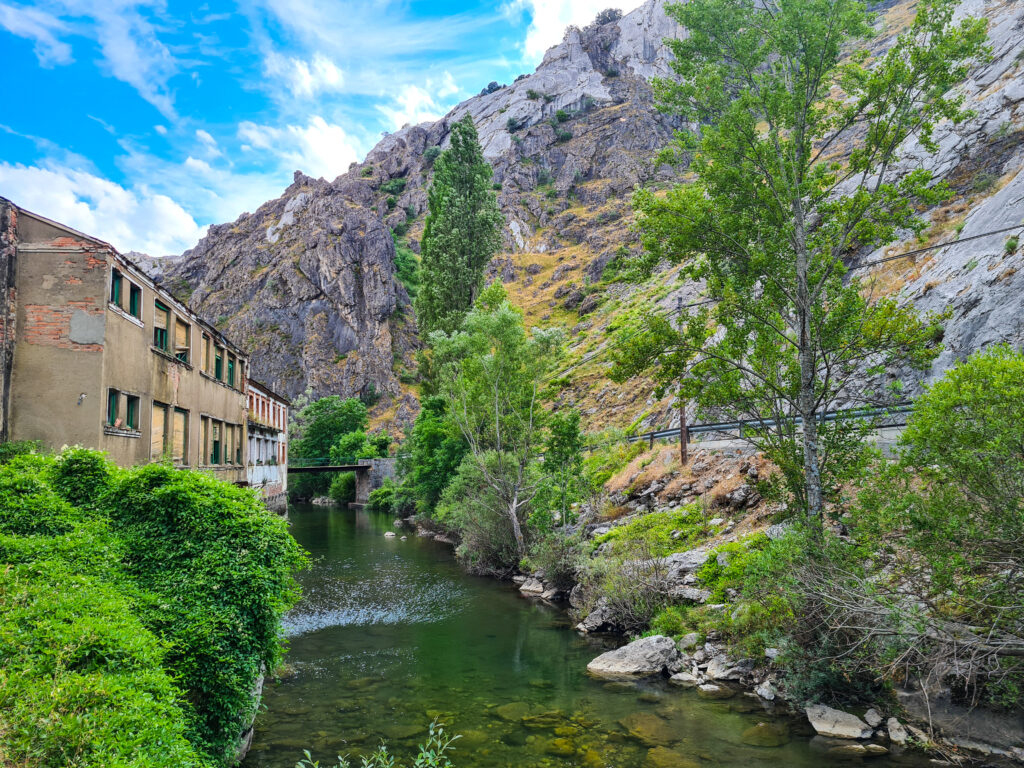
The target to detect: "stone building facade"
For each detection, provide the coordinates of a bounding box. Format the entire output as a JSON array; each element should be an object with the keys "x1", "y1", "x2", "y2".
[
  {"x1": 246, "y1": 379, "x2": 289, "y2": 509},
  {"x1": 0, "y1": 197, "x2": 249, "y2": 483}
]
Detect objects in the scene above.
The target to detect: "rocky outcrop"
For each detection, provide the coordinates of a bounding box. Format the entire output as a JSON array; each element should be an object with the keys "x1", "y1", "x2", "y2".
[
  {"x1": 155, "y1": 171, "x2": 419, "y2": 416},
  {"x1": 805, "y1": 704, "x2": 874, "y2": 740},
  {"x1": 586, "y1": 634, "x2": 682, "y2": 678}
]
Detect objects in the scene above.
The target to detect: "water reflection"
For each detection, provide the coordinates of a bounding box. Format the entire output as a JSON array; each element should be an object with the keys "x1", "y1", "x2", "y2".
[{"x1": 242, "y1": 504, "x2": 929, "y2": 768}]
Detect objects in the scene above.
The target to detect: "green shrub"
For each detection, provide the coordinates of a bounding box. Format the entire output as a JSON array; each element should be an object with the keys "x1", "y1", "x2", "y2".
[
  {"x1": 423, "y1": 146, "x2": 442, "y2": 164},
  {"x1": 361, "y1": 166, "x2": 374, "y2": 177},
  {"x1": 648, "y1": 605, "x2": 695, "y2": 639},
  {"x1": 526, "y1": 88, "x2": 541, "y2": 100},
  {"x1": 554, "y1": 127, "x2": 573, "y2": 143},
  {"x1": 525, "y1": 532, "x2": 585, "y2": 589},
  {"x1": 554, "y1": 109, "x2": 570, "y2": 123},
  {"x1": 386, "y1": 195, "x2": 397, "y2": 209},
  {"x1": 104, "y1": 463, "x2": 306, "y2": 761},
  {"x1": 380, "y1": 178, "x2": 407, "y2": 195},
  {"x1": 0, "y1": 449, "x2": 305, "y2": 766},
  {"x1": 0, "y1": 439, "x2": 43, "y2": 464},
  {"x1": 366, "y1": 478, "x2": 398, "y2": 515},
  {"x1": 329, "y1": 472, "x2": 357, "y2": 504},
  {"x1": 596, "y1": 503, "x2": 711, "y2": 557},
  {"x1": 1005, "y1": 236, "x2": 1018, "y2": 253}
]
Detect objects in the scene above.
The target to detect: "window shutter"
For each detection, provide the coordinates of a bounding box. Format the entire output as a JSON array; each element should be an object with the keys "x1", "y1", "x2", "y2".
[
  {"x1": 172, "y1": 410, "x2": 187, "y2": 463},
  {"x1": 151, "y1": 404, "x2": 166, "y2": 457}
]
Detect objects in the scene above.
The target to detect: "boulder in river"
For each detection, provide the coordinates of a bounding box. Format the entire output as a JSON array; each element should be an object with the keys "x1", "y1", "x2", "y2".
[
  {"x1": 586, "y1": 635, "x2": 683, "y2": 679},
  {"x1": 805, "y1": 704, "x2": 874, "y2": 739},
  {"x1": 519, "y1": 577, "x2": 544, "y2": 594}
]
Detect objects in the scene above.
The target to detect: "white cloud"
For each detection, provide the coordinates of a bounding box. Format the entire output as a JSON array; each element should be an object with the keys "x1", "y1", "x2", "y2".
[
  {"x1": 0, "y1": 3, "x2": 72, "y2": 65},
  {"x1": 1, "y1": 1, "x2": 179, "y2": 117},
  {"x1": 195, "y1": 128, "x2": 217, "y2": 148},
  {"x1": 263, "y1": 51, "x2": 344, "y2": 98},
  {"x1": 154, "y1": 124, "x2": 167, "y2": 135},
  {"x1": 376, "y1": 72, "x2": 464, "y2": 131},
  {"x1": 509, "y1": 0, "x2": 644, "y2": 62},
  {"x1": 238, "y1": 116, "x2": 361, "y2": 180},
  {"x1": 0, "y1": 161, "x2": 205, "y2": 255}
]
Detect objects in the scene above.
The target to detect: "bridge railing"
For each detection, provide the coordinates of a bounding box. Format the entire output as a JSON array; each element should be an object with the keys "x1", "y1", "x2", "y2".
[{"x1": 288, "y1": 456, "x2": 360, "y2": 469}]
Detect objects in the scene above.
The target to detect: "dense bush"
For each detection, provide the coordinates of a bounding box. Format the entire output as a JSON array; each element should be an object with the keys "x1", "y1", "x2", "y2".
[
  {"x1": 379, "y1": 178, "x2": 407, "y2": 195},
  {"x1": 0, "y1": 449, "x2": 306, "y2": 766},
  {"x1": 329, "y1": 472, "x2": 357, "y2": 505},
  {"x1": 423, "y1": 146, "x2": 442, "y2": 164}
]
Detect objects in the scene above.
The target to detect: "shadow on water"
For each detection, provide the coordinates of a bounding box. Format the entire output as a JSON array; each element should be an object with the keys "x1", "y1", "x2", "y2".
[{"x1": 242, "y1": 503, "x2": 930, "y2": 767}]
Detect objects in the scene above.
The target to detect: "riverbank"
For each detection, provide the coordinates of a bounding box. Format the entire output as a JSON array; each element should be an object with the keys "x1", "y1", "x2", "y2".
[
  {"x1": 244, "y1": 502, "x2": 947, "y2": 768},
  {"x1": 404, "y1": 441, "x2": 1024, "y2": 766}
]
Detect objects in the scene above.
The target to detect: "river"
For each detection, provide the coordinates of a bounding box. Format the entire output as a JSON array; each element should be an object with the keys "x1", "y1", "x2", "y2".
[{"x1": 242, "y1": 503, "x2": 928, "y2": 767}]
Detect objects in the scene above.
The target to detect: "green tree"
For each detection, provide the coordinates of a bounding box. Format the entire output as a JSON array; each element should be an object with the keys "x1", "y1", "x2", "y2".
[
  {"x1": 291, "y1": 396, "x2": 368, "y2": 460},
  {"x1": 623, "y1": 0, "x2": 987, "y2": 520},
  {"x1": 430, "y1": 283, "x2": 561, "y2": 557},
  {"x1": 850, "y1": 346, "x2": 1024, "y2": 703},
  {"x1": 400, "y1": 396, "x2": 469, "y2": 516},
  {"x1": 415, "y1": 114, "x2": 503, "y2": 337},
  {"x1": 539, "y1": 410, "x2": 586, "y2": 528}
]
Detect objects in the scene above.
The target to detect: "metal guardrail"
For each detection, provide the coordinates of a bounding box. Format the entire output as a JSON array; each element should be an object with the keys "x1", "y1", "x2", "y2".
[
  {"x1": 288, "y1": 456, "x2": 361, "y2": 469},
  {"x1": 592, "y1": 403, "x2": 914, "y2": 450}
]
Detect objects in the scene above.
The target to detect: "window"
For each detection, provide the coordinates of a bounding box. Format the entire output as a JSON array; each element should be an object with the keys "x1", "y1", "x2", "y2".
[
  {"x1": 110, "y1": 269, "x2": 123, "y2": 307},
  {"x1": 214, "y1": 347, "x2": 224, "y2": 380},
  {"x1": 107, "y1": 388, "x2": 119, "y2": 427},
  {"x1": 151, "y1": 402, "x2": 168, "y2": 458},
  {"x1": 128, "y1": 284, "x2": 142, "y2": 318},
  {"x1": 235, "y1": 425, "x2": 243, "y2": 465},
  {"x1": 175, "y1": 319, "x2": 190, "y2": 364},
  {"x1": 211, "y1": 421, "x2": 222, "y2": 465},
  {"x1": 154, "y1": 301, "x2": 170, "y2": 351},
  {"x1": 172, "y1": 408, "x2": 188, "y2": 464},
  {"x1": 201, "y1": 334, "x2": 211, "y2": 373},
  {"x1": 126, "y1": 395, "x2": 139, "y2": 430},
  {"x1": 227, "y1": 355, "x2": 236, "y2": 387}
]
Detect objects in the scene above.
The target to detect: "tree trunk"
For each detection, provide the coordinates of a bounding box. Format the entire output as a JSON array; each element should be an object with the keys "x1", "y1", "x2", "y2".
[
  {"x1": 678, "y1": 393, "x2": 688, "y2": 467},
  {"x1": 508, "y1": 489, "x2": 527, "y2": 558},
  {"x1": 794, "y1": 205, "x2": 825, "y2": 523}
]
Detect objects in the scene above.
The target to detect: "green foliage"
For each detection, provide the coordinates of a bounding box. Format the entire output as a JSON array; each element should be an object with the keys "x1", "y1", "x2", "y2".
[
  {"x1": 415, "y1": 115, "x2": 503, "y2": 337},
  {"x1": 329, "y1": 472, "x2": 357, "y2": 504},
  {"x1": 423, "y1": 146, "x2": 442, "y2": 164},
  {"x1": 533, "y1": 410, "x2": 586, "y2": 527},
  {"x1": 380, "y1": 178, "x2": 407, "y2": 196},
  {"x1": 0, "y1": 449, "x2": 306, "y2": 766},
  {"x1": 399, "y1": 396, "x2": 469, "y2": 517},
  {"x1": 554, "y1": 109, "x2": 570, "y2": 123},
  {"x1": 625, "y1": 0, "x2": 986, "y2": 520},
  {"x1": 506, "y1": 116, "x2": 523, "y2": 133},
  {"x1": 430, "y1": 284, "x2": 562, "y2": 558},
  {"x1": 597, "y1": 504, "x2": 712, "y2": 557},
  {"x1": 0, "y1": 439, "x2": 43, "y2": 464},
  {"x1": 297, "y1": 721, "x2": 458, "y2": 768},
  {"x1": 361, "y1": 166, "x2": 374, "y2": 177},
  {"x1": 648, "y1": 605, "x2": 695, "y2": 640},
  {"x1": 1005, "y1": 236, "x2": 1019, "y2": 253},
  {"x1": 366, "y1": 478, "x2": 399, "y2": 515},
  {"x1": 852, "y1": 346, "x2": 1024, "y2": 707},
  {"x1": 292, "y1": 396, "x2": 369, "y2": 459},
  {"x1": 434, "y1": 452, "x2": 527, "y2": 572},
  {"x1": 526, "y1": 88, "x2": 541, "y2": 100},
  {"x1": 553, "y1": 127, "x2": 573, "y2": 143},
  {"x1": 394, "y1": 237, "x2": 421, "y2": 298},
  {"x1": 524, "y1": 532, "x2": 585, "y2": 590}
]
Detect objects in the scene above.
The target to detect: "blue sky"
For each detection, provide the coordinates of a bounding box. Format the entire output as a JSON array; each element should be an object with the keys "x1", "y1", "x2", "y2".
[{"x1": 0, "y1": 0, "x2": 640, "y2": 255}]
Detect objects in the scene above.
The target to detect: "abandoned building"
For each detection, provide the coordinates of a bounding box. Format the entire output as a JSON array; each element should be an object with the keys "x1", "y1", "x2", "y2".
[
  {"x1": 247, "y1": 379, "x2": 289, "y2": 509},
  {"x1": 0, "y1": 197, "x2": 251, "y2": 485}
]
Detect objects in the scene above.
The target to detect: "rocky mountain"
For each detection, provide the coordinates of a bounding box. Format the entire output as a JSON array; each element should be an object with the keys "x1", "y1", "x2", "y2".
[{"x1": 159, "y1": 0, "x2": 1024, "y2": 430}]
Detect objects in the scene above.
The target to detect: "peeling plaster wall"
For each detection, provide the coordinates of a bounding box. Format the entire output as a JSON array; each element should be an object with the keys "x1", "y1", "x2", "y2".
[{"x1": 0, "y1": 200, "x2": 16, "y2": 441}]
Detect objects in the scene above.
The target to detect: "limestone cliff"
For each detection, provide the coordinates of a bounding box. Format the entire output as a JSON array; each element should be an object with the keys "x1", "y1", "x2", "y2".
[{"x1": 160, "y1": 0, "x2": 1024, "y2": 429}]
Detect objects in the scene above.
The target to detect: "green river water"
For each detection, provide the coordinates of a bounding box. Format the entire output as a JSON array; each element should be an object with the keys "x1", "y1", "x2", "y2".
[{"x1": 241, "y1": 503, "x2": 929, "y2": 768}]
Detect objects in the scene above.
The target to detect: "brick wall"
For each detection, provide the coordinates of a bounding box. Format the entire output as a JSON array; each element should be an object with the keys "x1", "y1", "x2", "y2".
[{"x1": 23, "y1": 301, "x2": 103, "y2": 352}]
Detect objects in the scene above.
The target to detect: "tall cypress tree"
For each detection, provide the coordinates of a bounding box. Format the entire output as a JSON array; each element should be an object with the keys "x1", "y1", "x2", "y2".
[{"x1": 415, "y1": 114, "x2": 503, "y2": 338}]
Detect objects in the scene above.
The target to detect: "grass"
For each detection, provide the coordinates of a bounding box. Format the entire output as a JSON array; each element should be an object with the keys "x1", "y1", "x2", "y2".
[{"x1": 595, "y1": 503, "x2": 717, "y2": 557}]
